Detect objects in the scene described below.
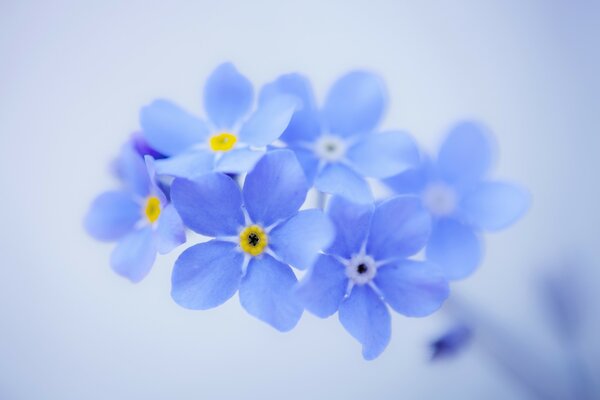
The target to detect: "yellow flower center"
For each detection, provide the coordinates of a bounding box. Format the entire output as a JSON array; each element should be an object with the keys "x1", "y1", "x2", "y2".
[
  {"x1": 209, "y1": 132, "x2": 237, "y2": 152},
  {"x1": 144, "y1": 196, "x2": 161, "y2": 223},
  {"x1": 239, "y1": 225, "x2": 268, "y2": 256}
]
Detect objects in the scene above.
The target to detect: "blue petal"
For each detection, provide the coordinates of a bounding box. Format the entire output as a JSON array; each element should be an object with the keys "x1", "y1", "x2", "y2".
[
  {"x1": 367, "y1": 196, "x2": 431, "y2": 261},
  {"x1": 323, "y1": 71, "x2": 386, "y2": 137},
  {"x1": 110, "y1": 227, "x2": 156, "y2": 283},
  {"x1": 326, "y1": 196, "x2": 374, "y2": 259},
  {"x1": 384, "y1": 157, "x2": 433, "y2": 195},
  {"x1": 116, "y1": 142, "x2": 150, "y2": 196},
  {"x1": 243, "y1": 150, "x2": 308, "y2": 226},
  {"x1": 314, "y1": 163, "x2": 373, "y2": 204},
  {"x1": 238, "y1": 95, "x2": 298, "y2": 147},
  {"x1": 426, "y1": 218, "x2": 483, "y2": 280},
  {"x1": 215, "y1": 147, "x2": 264, "y2": 174},
  {"x1": 259, "y1": 73, "x2": 321, "y2": 143},
  {"x1": 155, "y1": 203, "x2": 186, "y2": 254},
  {"x1": 347, "y1": 131, "x2": 420, "y2": 178},
  {"x1": 269, "y1": 209, "x2": 335, "y2": 270},
  {"x1": 204, "y1": 63, "x2": 254, "y2": 129},
  {"x1": 153, "y1": 150, "x2": 215, "y2": 180},
  {"x1": 171, "y1": 240, "x2": 243, "y2": 309},
  {"x1": 461, "y1": 181, "x2": 530, "y2": 231},
  {"x1": 84, "y1": 191, "x2": 140, "y2": 241},
  {"x1": 239, "y1": 254, "x2": 303, "y2": 332},
  {"x1": 375, "y1": 260, "x2": 449, "y2": 317},
  {"x1": 436, "y1": 121, "x2": 496, "y2": 188},
  {"x1": 171, "y1": 174, "x2": 245, "y2": 237},
  {"x1": 140, "y1": 99, "x2": 209, "y2": 156},
  {"x1": 295, "y1": 255, "x2": 347, "y2": 318},
  {"x1": 339, "y1": 285, "x2": 391, "y2": 360},
  {"x1": 288, "y1": 147, "x2": 320, "y2": 184}
]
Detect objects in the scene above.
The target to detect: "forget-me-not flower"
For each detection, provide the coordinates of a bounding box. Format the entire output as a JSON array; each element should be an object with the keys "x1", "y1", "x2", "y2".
[
  {"x1": 260, "y1": 71, "x2": 419, "y2": 203},
  {"x1": 296, "y1": 195, "x2": 449, "y2": 359},
  {"x1": 385, "y1": 121, "x2": 530, "y2": 279},
  {"x1": 169, "y1": 150, "x2": 334, "y2": 331},
  {"x1": 84, "y1": 143, "x2": 186, "y2": 282},
  {"x1": 139, "y1": 63, "x2": 298, "y2": 180}
]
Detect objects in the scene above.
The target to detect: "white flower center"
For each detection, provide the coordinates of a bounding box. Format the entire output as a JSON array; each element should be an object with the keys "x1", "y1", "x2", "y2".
[
  {"x1": 314, "y1": 135, "x2": 347, "y2": 162},
  {"x1": 345, "y1": 254, "x2": 377, "y2": 285},
  {"x1": 423, "y1": 182, "x2": 458, "y2": 217}
]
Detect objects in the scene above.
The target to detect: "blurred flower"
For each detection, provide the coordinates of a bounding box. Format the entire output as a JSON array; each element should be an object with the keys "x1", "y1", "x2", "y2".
[
  {"x1": 84, "y1": 143, "x2": 186, "y2": 282},
  {"x1": 430, "y1": 323, "x2": 473, "y2": 361},
  {"x1": 260, "y1": 72, "x2": 419, "y2": 203},
  {"x1": 139, "y1": 63, "x2": 297, "y2": 180},
  {"x1": 296, "y1": 195, "x2": 449, "y2": 359},
  {"x1": 169, "y1": 150, "x2": 334, "y2": 331},
  {"x1": 129, "y1": 131, "x2": 166, "y2": 159},
  {"x1": 386, "y1": 122, "x2": 530, "y2": 279}
]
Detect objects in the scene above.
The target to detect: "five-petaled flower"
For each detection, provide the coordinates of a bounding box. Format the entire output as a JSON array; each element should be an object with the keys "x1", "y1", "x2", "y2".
[
  {"x1": 139, "y1": 63, "x2": 298, "y2": 180},
  {"x1": 385, "y1": 121, "x2": 530, "y2": 279},
  {"x1": 84, "y1": 143, "x2": 186, "y2": 282},
  {"x1": 295, "y1": 195, "x2": 449, "y2": 359},
  {"x1": 259, "y1": 71, "x2": 420, "y2": 203},
  {"x1": 169, "y1": 150, "x2": 334, "y2": 331}
]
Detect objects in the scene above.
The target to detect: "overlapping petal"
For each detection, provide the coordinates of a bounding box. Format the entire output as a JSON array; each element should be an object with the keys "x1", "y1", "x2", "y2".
[
  {"x1": 238, "y1": 95, "x2": 297, "y2": 147},
  {"x1": 110, "y1": 227, "x2": 156, "y2": 283},
  {"x1": 367, "y1": 196, "x2": 431, "y2": 261},
  {"x1": 243, "y1": 150, "x2": 308, "y2": 226},
  {"x1": 171, "y1": 174, "x2": 244, "y2": 237},
  {"x1": 84, "y1": 191, "x2": 141, "y2": 241},
  {"x1": 295, "y1": 255, "x2": 347, "y2": 318},
  {"x1": 339, "y1": 285, "x2": 391, "y2": 360},
  {"x1": 171, "y1": 240, "x2": 243, "y2": 309},
  {"x1": 326, "y1": 196, "x2": 373, "y2": 259},
  {"x1": 153, "y1": 150, "x2": 215, "y2": 180},
  {"x1": 375, "y1": 260, "x2": 449, "y2": 317},
  {"x1": 215, "y1": 147, "x2": 264, "y2": 174},
  {"x1": 239, "y1": 255, "x2": 303, "y2": 332},
  {"x1": 116, "y1": 143, "x2": 150, "y2": 196},
  {"x1": 155, "y1": 203, "x2": 186, "y2": 254},
  {"x1": 314, "y1": 163, "x2": 373, "y2": 204},
  {"x1": 140, "y1": 99, "x2": 209, "y2": 156},
  {"x1": 204, "y1": 63, "x2": 253, "y2": 129},
  {"x1": 269, "y1": 209, "x2": 334, "y2": 270}
]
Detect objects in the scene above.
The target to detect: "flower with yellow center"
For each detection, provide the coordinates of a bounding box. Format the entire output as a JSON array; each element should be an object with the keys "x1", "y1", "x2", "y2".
[
  {"x1": 144, "y1": 196, "x2": 161, "y2": 223},
  {"x1": 209, "y1": 132, "x2": 237, "y2": 152},
  {"x1": 239, "y1": 225, "x2": 268, "y2": 256}
]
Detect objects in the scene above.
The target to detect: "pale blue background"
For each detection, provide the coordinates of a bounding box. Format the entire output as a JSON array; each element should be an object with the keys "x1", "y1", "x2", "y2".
[{"x1": 1, "y1": 1, "x2": 599, "y2": 399}]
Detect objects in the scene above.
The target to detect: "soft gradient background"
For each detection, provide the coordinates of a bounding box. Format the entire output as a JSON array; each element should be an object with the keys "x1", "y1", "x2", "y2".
[{"x1": 1, "y1": 1, "x2": 599, "y2": 399}]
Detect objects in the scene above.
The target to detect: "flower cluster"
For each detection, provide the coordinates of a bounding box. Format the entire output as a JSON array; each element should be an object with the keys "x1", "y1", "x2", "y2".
[{"x1": 84, "y1": 63, "x2": 530, "y2": 360}]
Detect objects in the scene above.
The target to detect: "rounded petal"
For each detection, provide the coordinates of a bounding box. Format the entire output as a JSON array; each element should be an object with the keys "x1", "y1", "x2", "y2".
[
  {"x1": 110, "y1": 227, "x2": 157, "y2": 283},
  {"x1": 384, "y1": 157, "x2": 433, "y2": 195},
  {"x1": 436, "y1": 121, "x2": 496, "y2": 188},
  {"x1": 375, "y1": 260, "x2": 449, "y2": 317},
  {"x1": 140, "y1": 99, "x2": 209, "y2": 156},
  {"x1": 367, "y1": 196, "x2": 431, "y2": 261},
  {"x1": 153, "y1": 150, "x2": 215, "y2": 180},
  {"x1": 171, "y1": 240, "x2": 243, "y2": 309},
  {"x1": 116, "y1": 142, "x2": 150, "y2": 197},
  {"x1": 171, "y1": 174, "x2": 244, "y2": 237},
  {"x1": 269, "y1": 209, "x2": 335, "y2": 270},
  {"x1": 426, "y1": 218, "x2": 483, "y2": 280},
  {"x1": 347, "y1": 131, "x2": 420, "y2": 178},
  {"x1": 323, "y1": 71, "x2": 386, "y2": 137},
  {"x1": 314, "y1": 163, "x2": 373, "y2": 204},
  {"x1": 215, "y1": 147, "x2": 264, "y2": 174},
  {"x1": 339, "y1": 285, "x2": 391, "y2": 360},
  {"x1": 326, "y1": 196, "x2": 374, "y2": 259},
  {"x1": 238, "y1": 95, "x2": 298, "y2": 147},
  {"x1": 287, "y1": 147, "x2": 320, "y2": 184},
  {"x1": 239, "y1": 255, "x2": 303, "y2": 332},
  {"x1": 259, "y1": 73, "x2": 321, "y2": 143},
  {"x1": 155, "y1": 203, "x2": 186, "y2": 254},
  {"x1": 84, "y1": 191, "x2": 140, "y2": 241},
  {"x1": 295, "y1": 255, "x2": 347, "y2": 318},
  {"x1": 243, "y1": 150, "x2": 308, "y2": 226},
  {"x1": 203, "y1": 63, "x2": 254, "y2": 129},
  {"x1": 461, "y1": 181, "x2": 530, "y2": 231}
]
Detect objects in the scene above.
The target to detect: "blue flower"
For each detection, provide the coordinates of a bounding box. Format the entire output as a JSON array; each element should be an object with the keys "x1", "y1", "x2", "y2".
[
  {"x1": 385, "y1": 121, "x2": 531, "y2": 279},
  {"x1": 84, "y1": 143, "x2": 186, "y2": 282},
  {"x1": 296, "y1": 196, "x2": 449, "y2": 359},
  {"x1": 430, "y1": 324, "x2": 473, "y2": 361},
  {"x1": 139, "y1": 63, "x2": 298, "y2": 180},
  {"x1": 259, "y1": 72, "x2": 420, "y2": 203},
  {"x1": 169, "y1": 150, "x2": 334, "y2": 331}
]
